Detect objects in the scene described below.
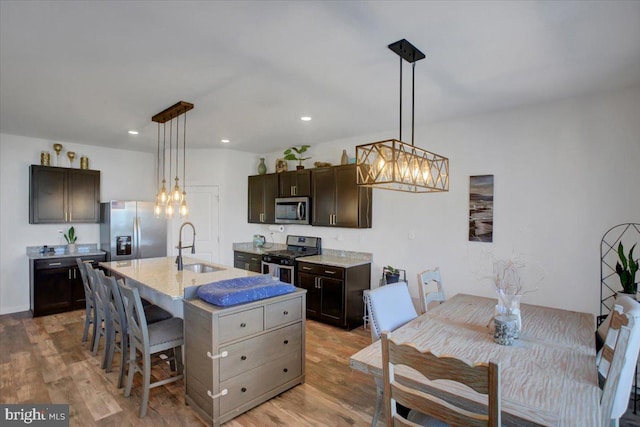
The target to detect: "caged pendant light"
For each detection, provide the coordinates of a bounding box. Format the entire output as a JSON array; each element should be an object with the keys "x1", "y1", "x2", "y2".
[
  {"x1": 356, "y1": 39, "x2": 449, "y2": 193},
  {"x1": 152, "y1": 101, "x2": 194, "y2": 219}
]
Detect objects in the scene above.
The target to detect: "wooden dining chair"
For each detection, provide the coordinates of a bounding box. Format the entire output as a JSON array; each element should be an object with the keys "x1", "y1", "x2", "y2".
[
  {"x1": 120, "y1": 282, "x2": 184, "y2": 417},
  {"x1": 381, "y1": 330, "x2": 500, "y2": 427},
  {"x1": 598, "y1": 301, "x2": 640, "y2": 427},
  {"x1": 416, "y1": 267, "x2": 446, "y2": 314},
  {"x1": 76, "y1": 259, "x2": 97, "y2": 346},
  {"x1": 365, "y1": 282, "x2": 419, "y2": 426}
]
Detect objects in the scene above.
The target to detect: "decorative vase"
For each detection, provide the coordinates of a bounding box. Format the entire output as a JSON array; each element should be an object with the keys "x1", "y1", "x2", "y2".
[
  {"x1": 80, "y1": 155, "x2": 89, "y2": 170},
  {"x1": 341, "y1": 149, "x2": 348, "y2": 165},
  {"x1": 258, "y1": 158, "x2": 267, "y2": 175},
  {"x1": 40, "y1": 151, "x2": 51, "y2": 166},
  {"x1": 494, "y1": 314, "x2": 518, "y2": 346},
  {"x1": 496, "y1": 291, "x2": 522, "y2": 338}
]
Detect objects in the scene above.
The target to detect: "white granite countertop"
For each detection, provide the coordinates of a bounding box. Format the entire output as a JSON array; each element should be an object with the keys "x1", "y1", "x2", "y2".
[
  {"x1": 27, "y1": 244, "x2": 105, "y2": 260},
  {"x1": 100, "y1": 256, "x2": 259, "y2": 300},
  {"x1": 298, "y1": 249, "x2": 372, "y2": 268},
  {"x1": 232, "y1": 242, "x2": 287, "y2": 255}
]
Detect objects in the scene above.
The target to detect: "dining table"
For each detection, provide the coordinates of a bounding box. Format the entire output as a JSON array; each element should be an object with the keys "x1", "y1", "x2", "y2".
[{"x1": 349, "y1": 293, "x2": 600, "y2": 426}]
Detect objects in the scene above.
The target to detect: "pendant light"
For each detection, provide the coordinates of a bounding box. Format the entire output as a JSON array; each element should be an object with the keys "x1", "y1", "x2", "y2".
[
  {"x1": 356, "y1": 39, "x2": 449, "y2": 193},
  {"x1": 152, "y1": 101, "x2": 194, "y2": 218},
  {"x1": 179, "y1": 111, "x2": 189, "y2": 218},
  {"x1": 154, "y1": 123, "x2": 163, "y2": 218}
]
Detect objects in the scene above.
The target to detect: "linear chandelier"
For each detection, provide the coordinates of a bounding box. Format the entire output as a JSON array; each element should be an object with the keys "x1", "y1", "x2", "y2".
[
  {"x1": 356, "y1": 39, "x2": 449, "y2": 193},
  {"x1": 152, "y1": 101, "x2": 194, "y2": 218}
]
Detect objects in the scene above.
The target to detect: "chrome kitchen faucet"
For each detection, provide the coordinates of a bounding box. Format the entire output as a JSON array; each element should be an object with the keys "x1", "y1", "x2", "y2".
[{"x1": 176, "y1": 221, "x2": 196, "y2": 271}]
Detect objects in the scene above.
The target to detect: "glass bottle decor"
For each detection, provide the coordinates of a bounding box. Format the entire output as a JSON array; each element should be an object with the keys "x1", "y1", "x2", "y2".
[
  {"x1": 341, "y1": 149, "x2": 348, "y2": 165},
  {"x1": 258, "y1": 158, "x2": 267, "y2": 175}
]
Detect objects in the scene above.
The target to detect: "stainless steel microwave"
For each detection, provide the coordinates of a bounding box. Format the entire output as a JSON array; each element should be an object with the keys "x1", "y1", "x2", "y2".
[{"x1": 275, "y1": 197, "x2": 310, "y2": 224}]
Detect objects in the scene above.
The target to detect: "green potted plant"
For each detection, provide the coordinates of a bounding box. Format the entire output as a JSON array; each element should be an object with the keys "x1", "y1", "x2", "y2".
[
  {"x1": 384, "y1": 265, "x2": 401, "y2": 284},
  {"x1": 616, "y1": 242, "x2": 639, "y2": 295},
  {"x1": 283, "y1": 145, "x2": 311, "y2": 170},
  {"x1": 64, "y1": 226, "x2": 77, "y2": 252}
]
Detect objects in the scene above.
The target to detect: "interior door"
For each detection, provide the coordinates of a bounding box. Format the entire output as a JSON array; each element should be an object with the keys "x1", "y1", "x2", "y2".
[{"x1": 170, "y1": 185, "x2": 220, "y2": 263}]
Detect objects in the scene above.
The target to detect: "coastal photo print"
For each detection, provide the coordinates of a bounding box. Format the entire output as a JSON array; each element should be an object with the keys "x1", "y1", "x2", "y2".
[{"x1": 469, "y1": 175, "x2": 494, "y2": 242}]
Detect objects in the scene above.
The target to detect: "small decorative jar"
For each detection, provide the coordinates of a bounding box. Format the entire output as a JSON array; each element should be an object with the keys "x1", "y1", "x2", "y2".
[
  {"x1": 40, "y1": 151, "x2": 51, "y2": 166},
  {"x1": 494, "y1": 314, "x2": 518, "y2": 346},
  {"x1": 341, "y1": 149, "x2": 348, "y2": 165},
  {"x1": 258, "y1": 158, "x2": 267, "y2": 175},
  {"x1": 80, "y1": 155, "x2": 89, "y2": 170}
]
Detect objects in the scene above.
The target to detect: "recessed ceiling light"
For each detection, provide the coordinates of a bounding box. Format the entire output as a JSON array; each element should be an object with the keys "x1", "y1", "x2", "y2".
[
  {"x1": 221, "y1": 139, "x2": 230, "y2": 144},
  {"x1": 300, "y1": 116, "x2": 312, "y2": 121},
  {"x1": 128, "y1": 130, "x2": 139, "y2": 135}
]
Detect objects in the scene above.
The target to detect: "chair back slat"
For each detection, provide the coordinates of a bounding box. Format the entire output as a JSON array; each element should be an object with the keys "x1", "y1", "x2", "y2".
[
  {"x1": 382, "y1": 331, "x2": 500, "y2": 427},
  {"x1": 75, "y1": 259, "x2": 92, "y2": 301},
  {"x1": 599, "y1": 304, "x2": 635, "y2": 426},
  {"x1": 119, "y1": 284, "x2": 149, "y2": 351},
  {"x1": 417, "y1": 267, "x2": 446, "y2": 314}
]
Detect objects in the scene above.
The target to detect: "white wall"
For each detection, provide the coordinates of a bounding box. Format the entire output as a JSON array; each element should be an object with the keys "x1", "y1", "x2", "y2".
[
  {"x1": 257, "y1": 84, "x2": 640, "y2": 315},
  {"x1": 2, "y1": 84, "x2": 639, "y2": 316}
]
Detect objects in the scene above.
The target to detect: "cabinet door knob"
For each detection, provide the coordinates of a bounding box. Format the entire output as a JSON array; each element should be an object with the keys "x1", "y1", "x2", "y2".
[
  {"x1": 283, "y1": 339, "x2": 289, "y2": 345},
  {"x1": 283, "y1": 368, "x2": 288, "y2": 373},
  {"x1": 241, "y1": 387, "x2": 247, "y2": 393},
  {"x1": 207, "y1": 389, "x2": 228, "y2": 400},
  {"x1": 283, "y1": 310, "x2": 289, "y2": 315},
  {"x1": 241, "y1": 355, "x2": 247, "y2": 361},
  {"x1": 240, "y1": 322, "x2": 246, "y2": 328}
]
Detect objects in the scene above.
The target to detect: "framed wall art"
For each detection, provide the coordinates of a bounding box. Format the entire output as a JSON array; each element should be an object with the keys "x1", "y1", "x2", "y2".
[{"x1": 469, "y1": 175, "x2": 494, "y2": 242}]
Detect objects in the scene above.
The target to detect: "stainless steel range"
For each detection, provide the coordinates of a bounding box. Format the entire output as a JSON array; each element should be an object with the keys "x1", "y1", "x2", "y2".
[{"x1": 262, "y1": 235, "x2": 321, "y2": 285}]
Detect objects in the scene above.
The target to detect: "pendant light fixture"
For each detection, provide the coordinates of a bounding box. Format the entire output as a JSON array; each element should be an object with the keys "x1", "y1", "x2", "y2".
[
  {"x1": 152, "y1": 101, "x2": 194, "y2": 218},
  {"x1": 356, "y1": 39, "x2": 449, "y2": 193}
]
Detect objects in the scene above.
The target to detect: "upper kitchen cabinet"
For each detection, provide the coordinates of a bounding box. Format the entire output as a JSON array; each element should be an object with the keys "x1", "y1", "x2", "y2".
[
  {"x1": 29, "y1": 165, "x2": 101, "y2": 224},
  {"x1": 248, "y1": 173, "x2": 278, "y2": 224},
  {"x1": 311, "y1": 164, "x2": 372, "y2": 228},
  {"x1": 279, "y1": 169, "x2": 311, "y2": 197}
]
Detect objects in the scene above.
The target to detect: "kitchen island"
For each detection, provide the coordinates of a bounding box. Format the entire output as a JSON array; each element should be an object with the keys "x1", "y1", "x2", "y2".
[{"x1": 100, "y1": 256, "x2": 259, "y2": 317}]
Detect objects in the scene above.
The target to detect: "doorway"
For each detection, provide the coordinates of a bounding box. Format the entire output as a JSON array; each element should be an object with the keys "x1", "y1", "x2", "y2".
[{"x1": 169, "y1": 185, "x2": 220, "y2": 263}]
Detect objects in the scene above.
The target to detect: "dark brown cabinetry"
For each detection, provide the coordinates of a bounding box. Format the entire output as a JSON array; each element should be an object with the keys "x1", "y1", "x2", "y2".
[
  {"x1": 248, "y1": 173, "x2": 278, "y2": 224},
  {"x1": 29, "y1": 165, "x2": 101, "y2": 224},
  {"x1": 297, "y1": 261, "x2": 370, "y2": 329},
  {"x1": 278, "y1": 169, "x2": 311, "y2": 197},
  {"x1": 233, "y1": 251, "x2": 262, "y2": 273},
  {"x1": 31, "y1": 254, "x2": 106, "y2": 317},
  {"x1": 311, "y1": 164, "x2": 372, "y2": 228}
]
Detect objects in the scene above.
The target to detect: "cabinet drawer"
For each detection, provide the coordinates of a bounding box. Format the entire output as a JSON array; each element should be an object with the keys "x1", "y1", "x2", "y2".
[
  {"x1": 265, "y1": 297, "x2": 302, "y2": 329},
  {"x1": 220, "y1": 351, "x2": 302, "y2": 415},
  {"x1": 34, "y1": 255, "x2": 105, "y2": 270},
  {"x1": 297, "y1": 262, "x2": 344, "y2": 280},
  {"x1": 219, "y1": 322, "x2": 302, "y2": 381},
  {"x1": 218, "y1": 307, "x2": 264, "y2": 343}
]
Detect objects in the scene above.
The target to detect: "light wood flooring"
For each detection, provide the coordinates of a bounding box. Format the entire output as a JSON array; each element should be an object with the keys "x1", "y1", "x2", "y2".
[{"x1": 1, "y1": 309, "x2": 640, "y2": 426}]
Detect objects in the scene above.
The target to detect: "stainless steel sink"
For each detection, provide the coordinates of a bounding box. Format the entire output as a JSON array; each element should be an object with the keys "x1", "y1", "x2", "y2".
[{"x1": 183, "y1": 263, "x2": 223, "y2": 273}]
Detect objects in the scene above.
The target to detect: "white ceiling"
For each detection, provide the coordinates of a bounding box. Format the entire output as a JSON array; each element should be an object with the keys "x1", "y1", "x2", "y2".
[{"x1": 1, "y1": 1, "x2": 639, "y2": 155}]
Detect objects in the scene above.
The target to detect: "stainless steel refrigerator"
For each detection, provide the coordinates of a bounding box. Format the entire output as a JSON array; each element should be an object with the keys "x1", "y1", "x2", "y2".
[{"x1": 100, "y1": 201, "x2": 167, "y2": 261}]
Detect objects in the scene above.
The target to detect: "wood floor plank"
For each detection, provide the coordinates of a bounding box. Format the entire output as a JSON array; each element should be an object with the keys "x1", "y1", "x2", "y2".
[{"x1": 1, "y1": 308, "x2": 639, "y2": 426}]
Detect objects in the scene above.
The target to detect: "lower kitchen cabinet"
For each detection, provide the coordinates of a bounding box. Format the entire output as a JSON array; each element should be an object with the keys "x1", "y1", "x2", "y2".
[
  {"x1": 183, "y1": 289, "x2": 306, "y2": 427},
  {"x1": 30, "y1": 254, "x2": 106, "y2": 317},
  {"x1": 297, "y1": 261, "x2": 370, "y2": 329},
  {"x1": 233, "y1": 251, "x2": 262, "y2": 273}
]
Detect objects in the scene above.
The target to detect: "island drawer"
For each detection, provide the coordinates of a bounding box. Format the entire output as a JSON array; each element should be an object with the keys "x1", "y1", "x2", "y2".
[
  {"x1": 218, "y1": 306, "x2": 264, "y2": 343},
  {"x1": 219, "y1": 322, "x2": 302, "y2": 381},
  {"x1": 265, "y1": 296, "x2": 302, "y2": 329},
  {"x1": 219, "y1": 351, "x2": 302, "y2": 415}
]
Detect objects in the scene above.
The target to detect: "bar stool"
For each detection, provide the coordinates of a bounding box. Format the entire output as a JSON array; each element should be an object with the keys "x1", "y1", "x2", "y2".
[
  {"x1": 120, "y1": 283, "x2": 184, "y2": 417},
  {"x1": 76, "y1": 259, "x2": 97, "y2": 346}
]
